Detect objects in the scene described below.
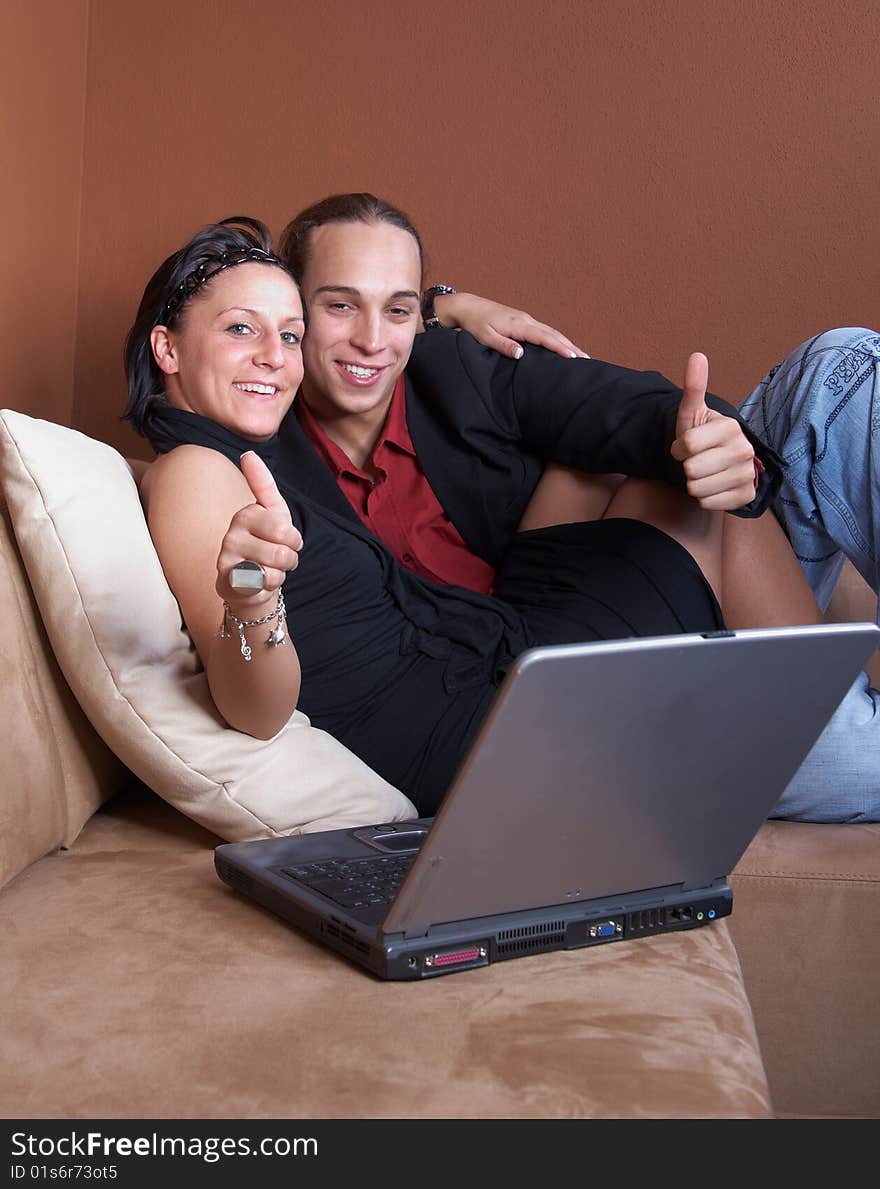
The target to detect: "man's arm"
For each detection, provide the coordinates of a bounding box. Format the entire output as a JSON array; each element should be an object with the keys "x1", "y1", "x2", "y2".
[{"x1": 483, "y1": 339, "x2": 782, "y2": 516}]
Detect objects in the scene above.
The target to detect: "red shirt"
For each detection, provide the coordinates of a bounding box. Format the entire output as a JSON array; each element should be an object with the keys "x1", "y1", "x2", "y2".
[{"x1": 297, "y1": 378, "x2": 496, "y2": 594}]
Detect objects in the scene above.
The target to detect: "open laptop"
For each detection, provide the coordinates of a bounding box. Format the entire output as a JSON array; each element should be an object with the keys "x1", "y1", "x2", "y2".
[{"x1": 215, "y1": 622, "x2": 879, "y2": 980}]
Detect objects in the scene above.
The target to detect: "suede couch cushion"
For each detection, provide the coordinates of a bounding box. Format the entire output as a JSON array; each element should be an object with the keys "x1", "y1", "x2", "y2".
[
  {"x1": 0, "y1": 789, "x2": 773, "y2": 1119},
  {"x1": 731, "y1": 820, "x2": 880, "y2": 1117},
  {"x1": 0, "y1": 498, "x2": 128, "y2": 888},
  {"x1": 0, "y1": 410, "x2": 416, "y2": 843}
]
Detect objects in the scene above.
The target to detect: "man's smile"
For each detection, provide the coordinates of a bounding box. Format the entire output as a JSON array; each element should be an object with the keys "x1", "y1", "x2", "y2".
[{"x1": 336, "y1": 361, "x2": 386, "y2": 385}]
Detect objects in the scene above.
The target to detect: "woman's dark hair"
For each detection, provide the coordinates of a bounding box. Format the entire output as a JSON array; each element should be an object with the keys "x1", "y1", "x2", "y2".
[
  {"x1": 123, "y1": 216, "x2": 296, "y2": 435},
  {"x1": 277, "y1": 193, "x2": 424, "y2": 287}
]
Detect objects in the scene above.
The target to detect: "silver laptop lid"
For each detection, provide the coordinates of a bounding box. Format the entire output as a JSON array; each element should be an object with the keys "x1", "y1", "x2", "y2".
[{"x1": 384, "y1": 623, "x2": 879, "y2": 937}]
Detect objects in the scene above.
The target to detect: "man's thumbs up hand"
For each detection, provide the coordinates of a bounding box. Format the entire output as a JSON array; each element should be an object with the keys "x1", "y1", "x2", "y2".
[{"x1": 670, "y1": 352, "x2": 758, "y2": 510}]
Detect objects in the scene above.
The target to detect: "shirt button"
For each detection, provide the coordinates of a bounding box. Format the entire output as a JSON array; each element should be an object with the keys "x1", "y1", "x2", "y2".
[{"x1": 402, "y1": 553, "x2": 414, "y2": 566}]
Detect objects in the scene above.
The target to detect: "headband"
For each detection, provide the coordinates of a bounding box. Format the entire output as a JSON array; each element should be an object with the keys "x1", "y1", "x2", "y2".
[{"x1": 160, "y1": 246, "x2": 289, "y2": 326}]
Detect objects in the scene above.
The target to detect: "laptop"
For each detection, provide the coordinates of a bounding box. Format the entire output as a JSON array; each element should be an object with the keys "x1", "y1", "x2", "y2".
[{"x1": 215, "y1": 622, "x2": 879, "y2": 980}]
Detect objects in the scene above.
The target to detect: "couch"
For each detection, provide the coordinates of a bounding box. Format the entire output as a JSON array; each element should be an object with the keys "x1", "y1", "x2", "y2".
[{"x1": 1, "y1": 410, "x2": 877, "y2": 1120}]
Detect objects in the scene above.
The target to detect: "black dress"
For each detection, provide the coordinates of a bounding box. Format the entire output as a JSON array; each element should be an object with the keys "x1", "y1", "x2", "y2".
[{"x1": 145, "y1": 400, "x2": 724, "y2": 815}]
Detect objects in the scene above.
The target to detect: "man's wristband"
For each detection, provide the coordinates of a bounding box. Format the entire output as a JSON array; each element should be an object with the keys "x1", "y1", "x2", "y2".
[
  {"x1": 753, "y1": 454, "x2": 765, "y2": 491},
  {"x1": 421, "y1": 284, "x2": 457, "y2": 330}
]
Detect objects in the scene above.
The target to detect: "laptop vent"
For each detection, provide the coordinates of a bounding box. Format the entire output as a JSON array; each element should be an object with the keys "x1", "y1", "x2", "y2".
[
  {"x1": 497, "y1": 920, "x2": 567, "y2": 942},
  {"x1": 495, "y1": 920, "x2": 567, "y2": 959},
  {"x1": 323, "y1": 922, "x2": 370, "y2": 956},
  {"x1": 496, "y1": 932, "x2": 566, "y2": 958}
]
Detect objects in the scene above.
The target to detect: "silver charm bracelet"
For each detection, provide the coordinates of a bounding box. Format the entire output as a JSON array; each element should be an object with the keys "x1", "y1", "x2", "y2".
[{"x1": 219, "y1": 591, "x2": 287, "y2": 661}]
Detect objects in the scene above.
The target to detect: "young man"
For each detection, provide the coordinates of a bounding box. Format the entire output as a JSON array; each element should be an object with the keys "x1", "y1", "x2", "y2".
[
  {"x1": 276, "y1": 193, "x2": 777, "y2": 593},
  {"x1": 275, "y1": 192, "x2": 879, "y2": 822}
]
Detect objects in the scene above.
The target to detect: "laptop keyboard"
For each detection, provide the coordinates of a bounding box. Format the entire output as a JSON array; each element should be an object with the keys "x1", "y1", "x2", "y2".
[{"x1": 280, "y1": 855, "x2": 416, "y2": 910}]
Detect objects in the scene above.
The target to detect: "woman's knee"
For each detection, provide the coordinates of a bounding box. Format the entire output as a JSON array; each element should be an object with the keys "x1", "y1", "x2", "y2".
[
  {"x1": 517, "y1": 464, "x2": 625, "y2": 532},
  {"x1": 605, "y1": 478, "x2": 723, "y2": 599}
]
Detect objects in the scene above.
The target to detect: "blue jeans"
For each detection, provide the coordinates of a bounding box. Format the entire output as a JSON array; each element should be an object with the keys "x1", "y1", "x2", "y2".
[{"x1": 739, "y1": 328, "x2": 880, "y2": 822}]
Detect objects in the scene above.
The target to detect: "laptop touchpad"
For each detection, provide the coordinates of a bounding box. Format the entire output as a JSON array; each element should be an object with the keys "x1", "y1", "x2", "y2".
[{"x1": 353, "y1": 826, "x2": 429, "y2": 854}]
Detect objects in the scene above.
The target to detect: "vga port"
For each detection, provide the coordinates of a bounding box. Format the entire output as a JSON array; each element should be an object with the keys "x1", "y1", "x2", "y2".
[{"x1": 589, "y1": 920, "x2": 622, "y2": 939}]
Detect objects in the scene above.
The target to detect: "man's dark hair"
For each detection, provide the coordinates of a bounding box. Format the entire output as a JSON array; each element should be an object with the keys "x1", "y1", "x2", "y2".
[
  {"x1": 277, "y1": 193, "x2": 424, "y2": 287},
  {"x1": 123, "y1": 216, "x2": 296, "y2": 435}
]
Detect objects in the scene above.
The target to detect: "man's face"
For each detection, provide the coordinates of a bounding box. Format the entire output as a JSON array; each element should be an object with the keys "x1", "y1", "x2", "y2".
[{"x1": 299, "y1": 220, "x2": 422, "y2": 425}]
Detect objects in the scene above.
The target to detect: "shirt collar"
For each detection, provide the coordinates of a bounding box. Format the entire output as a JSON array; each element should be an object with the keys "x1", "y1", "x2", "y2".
[
  {"x1": 295, "y1": 393, "x2": 351, "y2": 478},
  {"x1": 379, "y1": 374, "x2": 415, "y2": 456},
  {"x1": 296, "y1": 374, "x2": 414, "y2": 477}
]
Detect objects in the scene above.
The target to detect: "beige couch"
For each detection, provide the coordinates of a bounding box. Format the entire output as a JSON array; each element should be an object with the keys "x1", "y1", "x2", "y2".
[
  {"x1": 730, "y1": 564, "x2": 880, "y2": 1118},
  {"x1": 1, "y1": 413, "x2": 877, "y2": 1119}
]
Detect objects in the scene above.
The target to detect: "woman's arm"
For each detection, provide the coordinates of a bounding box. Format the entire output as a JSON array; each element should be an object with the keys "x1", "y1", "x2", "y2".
[
  {"x1": 430, "y1": 290, "x2": 590, "y2": 360},
  {"x1": 144, "y1": 446, "x2": 303, "y2": 738}
]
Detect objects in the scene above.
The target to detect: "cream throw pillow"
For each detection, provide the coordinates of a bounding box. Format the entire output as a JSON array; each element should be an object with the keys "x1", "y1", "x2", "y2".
[{"x1": 0, "y1": 410, "x2": 417, "y2": 838}]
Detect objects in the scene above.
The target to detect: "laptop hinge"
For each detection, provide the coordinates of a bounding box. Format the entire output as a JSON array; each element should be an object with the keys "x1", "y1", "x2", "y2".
[{"x1": 681, "y1": 876, "x2": 727, "y2": 893}]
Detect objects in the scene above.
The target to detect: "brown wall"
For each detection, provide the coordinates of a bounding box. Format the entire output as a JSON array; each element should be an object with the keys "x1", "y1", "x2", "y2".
[
  {"x1": 8, "y1": 1, "x2": 879, "y2": 456},
  {"x1": 1, "y1": 1, "x2": 88, "y2": 424}
]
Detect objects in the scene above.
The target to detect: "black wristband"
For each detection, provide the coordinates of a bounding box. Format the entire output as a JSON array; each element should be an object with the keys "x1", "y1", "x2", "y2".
[{"x1": 420, "y1": 284, "x2": 457, "y2": 330}]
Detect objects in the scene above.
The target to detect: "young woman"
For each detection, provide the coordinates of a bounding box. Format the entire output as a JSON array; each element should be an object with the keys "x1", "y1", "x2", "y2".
[{"x1": 129, "y1": 215, "x2": 820, "y2": 816}]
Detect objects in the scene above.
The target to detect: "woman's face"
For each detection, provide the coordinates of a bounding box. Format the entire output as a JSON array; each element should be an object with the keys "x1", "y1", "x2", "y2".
[{"x1": 152, "y1": 263, "x2": 305, "y2": 441}]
